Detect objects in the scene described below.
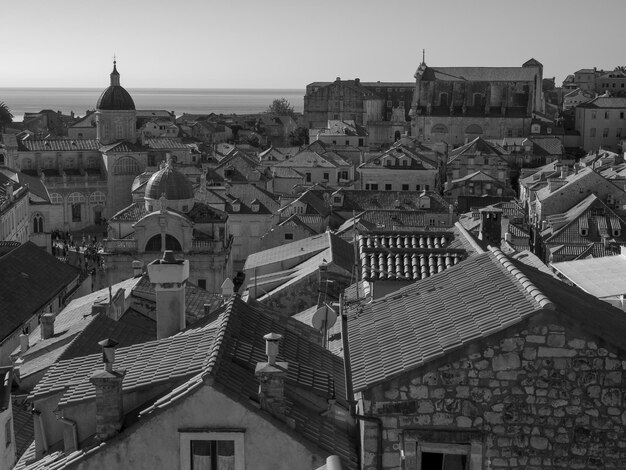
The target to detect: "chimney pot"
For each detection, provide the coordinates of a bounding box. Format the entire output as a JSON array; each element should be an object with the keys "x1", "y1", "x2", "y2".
[
  {"x1": 40, "y1": 313, "x2": 55, "y2": 340},
  {"x1": 20, "y1": 333, "x2": 29, "y2": 353},
  {"x1": 131, "y1": 260, "x2": 143, "y2": 277},
  {"x1": 264, "y1": 332, "x2": 282, "y2": 365},
  {"x1": 99, "y1": 338, "x2": 119, "y2": 372}
]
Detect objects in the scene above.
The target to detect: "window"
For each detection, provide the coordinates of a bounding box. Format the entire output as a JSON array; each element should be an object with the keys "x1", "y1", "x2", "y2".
[
  {"x1": 370, "y1": 183, "x2": 378, "y2": 190},
  {"x1": 590, "y1": 128, "x2": 596, "y2": 138},
  {"x1": 402, "y1": 184, "x2": 409, "y2": 191},
  {"x1": 21, "y1": 158, "x2": 33, "y2": 170},
  {"x1": 416, "y1": 184, "x2": 421, "y2": 191},
  {"x1": 50, "y1": 193, "x2": 63, "y2": 205},
  {"x1": 113, "y1": 157, "x2": 140, "y2": 175},
  {"x1": 71, "y1": 204, "x2": 81, "y2": 222},
  {"x1": 425, "y1": 185, "x2": 430, "y2": 190},
  {"x1": 180, "y1": 431, "x2": 244, "y2": 470},
  {"x1": 284, "y1": 233, "x2": 294, "y2": 240},
  {"x1": 33, "y1": 214, "x2": 44, "y2": 233},
  {"x1": 305, "y1": 172, "x2": 311, "y2": 182},
  {"x1": 592, "y1": 111, "x2": 597, "y2": 119},
  {"x1": 385, "y1": 184, "x2": 392, "y2": 191},
  {"x1": 402, "y1": 160, "x2": 408, "y2": 167},
  {"x1": 198, "y1": 279, "x2": 207, "y2": 290},
  {"x1": 621, "y1": 112, "x2": 625, "y2": 119},
  {"x1": 603, "y1": 128, "x2": 609, "y2": 138},
  {"x1": 387, "y1": 100, "x2": 392, "y2": 107},
  {"x1": 617, "y1": 128, "x2": 622, "y2": 138},
  {"x1": 323, "y1": 172, "x2": 329, "y2": 181},
  {"x1": 605, "y1": 111, "x2": 610, "y2": 119}
]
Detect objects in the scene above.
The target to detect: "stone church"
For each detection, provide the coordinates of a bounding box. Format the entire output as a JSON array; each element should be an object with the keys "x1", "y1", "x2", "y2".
[
  {"x1": 410, "y1": 58, "x2": 545, "y2": 145},
  {"x1": 10, "y1": 61, "x2": 191, "y2": 234}
]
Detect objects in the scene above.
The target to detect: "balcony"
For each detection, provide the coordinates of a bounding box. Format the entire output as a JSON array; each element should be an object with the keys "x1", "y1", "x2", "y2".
[{"x1": 102, "y1": 238, "x2": 139, "y2": 253}]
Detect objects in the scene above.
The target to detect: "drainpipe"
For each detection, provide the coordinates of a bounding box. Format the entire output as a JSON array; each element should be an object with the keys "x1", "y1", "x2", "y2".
[{"x1": 341, "y1": 294, "x2": 382, "y2": 470}]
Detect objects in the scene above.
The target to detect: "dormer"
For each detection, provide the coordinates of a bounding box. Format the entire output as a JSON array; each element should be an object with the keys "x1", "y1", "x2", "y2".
[
  {"x1": 231, "y1": 198, "x2": 241, "y2": 213},
  {"x1": 251, "y1": 199, "x2": 260, "y2": 213},
  {"x1": 531, "y1": 123, "x2": 541, "y2": 134},
  {"x1": 579, "y1": 217, "x2": 589, "y2": 237},
  {"x1": 331, "y1": 191, "x2": 344, "y2": 207}
]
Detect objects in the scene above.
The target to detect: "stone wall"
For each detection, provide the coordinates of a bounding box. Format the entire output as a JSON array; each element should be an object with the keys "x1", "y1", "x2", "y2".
[{"x1": 361, "y1": 320, "x2": 626, "y2": 469}]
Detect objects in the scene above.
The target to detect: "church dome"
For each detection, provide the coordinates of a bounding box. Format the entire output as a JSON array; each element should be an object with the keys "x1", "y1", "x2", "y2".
[
  {"x1": 96, "y1": 61, "x2": 136, "y2": 111},
  {"x1": 145, "y1": 163, "x2": 194, "y2": 201}
]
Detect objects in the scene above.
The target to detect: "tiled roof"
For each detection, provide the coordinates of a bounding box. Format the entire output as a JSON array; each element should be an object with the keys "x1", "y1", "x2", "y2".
[
  {"x1": 347, "y1": 248, "x2": 555, "y2": 391},
  {"x1": 24, "y1": 297, "x2": 357, "y2": 470},
  {"x1": 271, "y1": 166, "x2": 303, "y2": 178},
  {"x1": 423, "y1": 65, "x2": 537, "y2": 82},
  {"x1": 99, "y1": 141, "x2": 142, "y2": 153},
  {"x1": 0, "y1": 242, "x2": 80, "y2": 343},
  {"x1": 358, "y1": 232, "x2": 467, "y2": 281},
  {"x1": 577, "y1": 96, "x2": 626, "y2": 109},
  {"x1": 17, "y1": 139, "x2": 101, "y2": 152},
  {"x1": 448, "y1": 137, "x2": 508, "y2": 163},
  {"x1": 308, "y1": 189, "x2": 451, "y2": 213},
  {"x1": 28, "y1": 326, "x2": 219, "y2": 406},
  {"x1": 109, "y1": 202, "x2": 148, "y2": 222},
  {"x1": 187, "y1": 202, "x2": 228, "y2": 223},
  {"x1": 143, "y1": 138, "x2": 188, "y2": 149}
]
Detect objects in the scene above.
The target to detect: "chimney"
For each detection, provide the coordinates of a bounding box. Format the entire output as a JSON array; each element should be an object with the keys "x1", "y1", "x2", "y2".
[
  {"x1": 147, "y1": 251, "x2": 189, "y2": 339},
  {"x1": 20, "y1": 333, "x2": 29, "y2": 353},
  {"x1": 560, "y1": 165, "x2": 568, "y2": 178},
  {"x1": 221, "y1": 277, "x2": 234, "y2": 297},
  {"x1": 255, "y1": 333, "x2": 288, "y2": 416},
  {"x1": 89, "y1": 339, "x2": 126, "y2": 441},
  {"x1": 203, "y1": 303, "x2": 211, "y2": 316},
  {"x1": 547, "y1": 178, "x2": 567, "y2": 193},
  {"x1": 40, "y1": 313, "x2": 55, "y2": 340},
  {"x1": 132, "y1": 260, "x2": 143, "y2": 277}
]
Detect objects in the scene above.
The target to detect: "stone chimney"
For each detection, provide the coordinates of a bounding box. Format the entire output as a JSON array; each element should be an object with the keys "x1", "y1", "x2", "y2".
[
  {"x1": 89, "y1": 339, "x2": 126, "y2": 441},
  {"x1": 547, "y1": 178, "x2": 567, "y2": 193},
  {"x1": 147, "y1": 251, "x2": 189, "y2": 339},
  {"x1": 40, "y1": 313, "x2": 55, "y2": 340},
  {"x1": 560, "y1": 165, "x2": 568, "y2": 178},
  {"x1": 255, "y1": 333, "x2": 288, "y2": 416},
  {"x1": 221, "y1": 278, "x2": 234, "y2": 298},
  {"x1": 19, "y1": 333, "x2": 29, "y2": 353}
]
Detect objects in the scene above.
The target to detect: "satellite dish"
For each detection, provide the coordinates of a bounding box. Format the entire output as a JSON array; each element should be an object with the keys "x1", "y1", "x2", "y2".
[{"x1": 311, "y1": 303, "x2": 338, "y2": 331}]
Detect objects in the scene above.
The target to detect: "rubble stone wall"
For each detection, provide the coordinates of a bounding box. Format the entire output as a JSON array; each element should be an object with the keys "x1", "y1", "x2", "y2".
[{"x1": 362, "y1": 321, "x2": 626, "y2": 469}]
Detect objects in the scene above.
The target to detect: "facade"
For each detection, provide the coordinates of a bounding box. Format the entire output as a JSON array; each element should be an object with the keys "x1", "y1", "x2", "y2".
[
  {"x1": 562, "y1": 88, "x2": 593, "y2": 111},
  {"x1": 274, "y1": 142, "x2": 354, "y2": 188},
  {"x1": 0, "y1": 367, "x2": 15, "y2": 470},
  {"x1": 347, "y1": 247, "x2": 626, "y2": 470},
  {"x1": 358, "y1": 144, "x2": 438, "y2": 192},
  {"x1": 575, "y1": 96, "x2": 626, "y2": 152},
  {"x1": 446, "y1": 137, "x2": 512, "y2": 195},
  {"x1": 0, "y1": 173, "x2": 29, "y2": 243},
  {"x1": 411, "y1": 59, "x2": 545, "y2": 145},
  {"x1": 103, "y1": 162, "x2": 232, "y2": 292},
  {"x1": 311, "y1": 120, "x2": 368, "y2": 148}
]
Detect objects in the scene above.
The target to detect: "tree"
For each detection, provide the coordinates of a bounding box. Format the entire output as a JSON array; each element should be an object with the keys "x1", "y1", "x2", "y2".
[
  {"x1": 289, "y1": 126, "x2": 309, "y2": 146},
  {"x1": 614, "y1": 66, "x2": 626, "y2": 74},
  {"x1": 0, "y1": 102, "x2": 13, "y2": 133},
  {"x1": 266, "y1": 98, "x2": 295, "y2": 117}
]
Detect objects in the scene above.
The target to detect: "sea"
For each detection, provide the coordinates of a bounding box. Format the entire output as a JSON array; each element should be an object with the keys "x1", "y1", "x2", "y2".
[{"x1": 0, "y1": 87, "x2": 305, "y2": 122}]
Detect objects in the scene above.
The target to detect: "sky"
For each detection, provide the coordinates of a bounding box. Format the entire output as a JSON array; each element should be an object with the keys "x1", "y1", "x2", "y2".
[{"x1": 2, "y1": 0, "x2": 625, "y2": 90}]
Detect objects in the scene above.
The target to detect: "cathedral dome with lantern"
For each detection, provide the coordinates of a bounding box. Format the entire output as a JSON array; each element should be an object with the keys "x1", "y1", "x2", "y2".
[
  {"x1": 144, "y1": 158, "x2": 195, "y2": 214},
  {"x1": 96, "y1": 61, "x2": 136, "y2": 111}
]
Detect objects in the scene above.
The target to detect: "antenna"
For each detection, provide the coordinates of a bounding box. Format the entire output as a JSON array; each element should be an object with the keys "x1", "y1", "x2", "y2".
[{"x1": 422, "y1": 48, "x2": 426, "y2": 65}]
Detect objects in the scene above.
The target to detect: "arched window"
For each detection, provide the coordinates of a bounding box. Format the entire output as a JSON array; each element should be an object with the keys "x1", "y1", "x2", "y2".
[
  {"x1": 21, "y1": 158, "x2": 33, "y2": 170},
  {"x1": 33, "y1": 214, "x2": 44, "y2": 233},
  {"x1": 431, "y1": 124, "x2": 449, "y2": 134},
  {"x1": 89, "y1": 191, "x2": 106, "y2": 204},
  {"x1": 50, "y1": 193, "x2": 63, "y2": 204},
  {"x1": 0, "y1": 154, "x2": 5, "y2": 166},
  {"x1": 465, "y1": 124, "x2": 484, "y2": 135},
  {"x1": 145, "y1": 234, "x2": 182, "y2": 252},
  {"x1": 113, "y1": 157, "x2": 140, "y2": 175}
]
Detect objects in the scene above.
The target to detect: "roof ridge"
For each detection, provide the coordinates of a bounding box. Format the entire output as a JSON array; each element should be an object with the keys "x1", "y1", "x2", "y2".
[
  {"x1": 488, "y1": 246, "x2": 555, "y2": 310},
  {"x1": 200, "y1": 296, "x2": 237, "y2": 381}
]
